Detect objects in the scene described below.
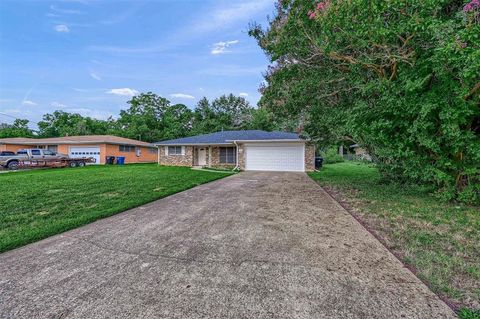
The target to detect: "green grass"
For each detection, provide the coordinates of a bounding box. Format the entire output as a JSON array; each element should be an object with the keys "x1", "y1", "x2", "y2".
[
  {"x1": 0, "y1": 164, "x2": 231, "y2": 253},
  {"x1": 459, "y1": 309, "x2": 480, "y2": 319},
  {"x1": 309, "y1": 162, "x2": 480, "y2": 314}
]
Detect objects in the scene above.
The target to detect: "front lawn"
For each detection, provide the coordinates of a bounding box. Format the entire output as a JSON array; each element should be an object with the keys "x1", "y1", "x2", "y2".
[
  {"x1": 0, "y1": 164, "x2": 231, "y2": 253},
  {"x1": 309, "y1": 162, "x2": 480, "y2": 315}
]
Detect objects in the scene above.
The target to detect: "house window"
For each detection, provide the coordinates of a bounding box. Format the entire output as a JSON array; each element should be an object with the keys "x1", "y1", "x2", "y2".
[
  {"x1": 219, "y1": 147, "x2": 236, "y2": 164},
  {"x1": 168, "y1": 146, "x2": 183, "y2": 155},
  {"x1": 119, "y1": 145, "x2": 135, "y2": 152},
  {"x1": 149, "y1": 147, "x2": 157, "y2": 154}
]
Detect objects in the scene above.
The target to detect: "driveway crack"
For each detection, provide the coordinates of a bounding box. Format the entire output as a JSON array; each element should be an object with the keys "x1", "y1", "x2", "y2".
[{"x1": 67, "y1": 235, "x2": 327, "y2": 270}]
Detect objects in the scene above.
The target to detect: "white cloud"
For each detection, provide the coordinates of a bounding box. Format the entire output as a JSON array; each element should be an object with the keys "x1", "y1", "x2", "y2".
[
  {"x1": 239, "y1": 92, "x2": 249, "y2": 98},
  {"x1": 211, "y1": 40, "x2": 239, "y2": 55},
  {"x1": 170, "y1": 93, "x2": 195, "y2": 99},
  {"x1": 106, "y1": 88, "x2": 139, "y2": 97},
  {"x1": 51, "y1": 101, "x2": 67, "y2": 108},
  {"x1": 54, "y1": 24, "x2": 70, "y2": 32},
  {"x1": 22, "y1": 100, "x2": 37, "y2": 106},
  {"x1": 89, "y1": 71, "x2": 101, "y2": 81}
]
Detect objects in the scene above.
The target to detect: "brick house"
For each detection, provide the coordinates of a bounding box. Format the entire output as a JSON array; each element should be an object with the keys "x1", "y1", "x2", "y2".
[
  {"x1": 0, "y1": 135, "x2": 158, "y2": 164},
  {"x1": 155, "y1": 130, "x2": 315, "y2": 172}
]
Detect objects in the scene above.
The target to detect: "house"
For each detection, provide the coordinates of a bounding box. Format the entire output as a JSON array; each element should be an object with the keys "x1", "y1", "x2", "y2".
[
  {"x1": 0, "y1": 135, "x2": 158, "y2": 164},
  {"x1": 155, "y1": 130, "x2": 315, "y2": 172}
]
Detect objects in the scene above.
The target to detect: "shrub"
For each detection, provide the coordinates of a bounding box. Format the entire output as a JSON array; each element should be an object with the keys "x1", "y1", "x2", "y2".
[{"x1": 321, "y1": 147, "x2": 345, "y2": 164}]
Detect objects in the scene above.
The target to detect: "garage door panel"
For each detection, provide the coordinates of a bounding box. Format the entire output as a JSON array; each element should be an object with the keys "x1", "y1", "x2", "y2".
[
  {"x1": 69, "y1": 146, "x2": 101, "y2": 165},
  {"x1": 245, "y1": 143, "x2": 304, "y2": 172}
]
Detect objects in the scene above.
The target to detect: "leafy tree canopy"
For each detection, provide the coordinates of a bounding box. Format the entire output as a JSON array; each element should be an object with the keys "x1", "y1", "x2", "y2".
[
  {"x1": 37, "y1": 111, "x2": 115, "y2": 138},
  {"x1": 0, "y1": 119, "x2": 34, "y2": 138},
  {"x1": 249, "y1": 0, "x2": 480, "y2": 203}
]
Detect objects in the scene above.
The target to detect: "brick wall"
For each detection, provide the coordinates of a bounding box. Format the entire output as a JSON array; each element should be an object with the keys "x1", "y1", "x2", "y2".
[
  {"x1": 237, "y1": 143, "x2": 245, "y2": 170},
  {"x1": 305, "y1": 143, "x2": 315, "y2": 171},
  {"x1": 159, "y1": 146, "x2": 194, "y2": 167},
  {"x1": 0, "y1": 144, "x2": 26, "y2": 152},
  {"x1": 104, "y1": 144, "x2": 157, "y2": 164}
]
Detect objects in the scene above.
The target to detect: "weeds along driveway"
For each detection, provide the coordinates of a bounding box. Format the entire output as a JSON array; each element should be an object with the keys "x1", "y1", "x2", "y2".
[{"x1": 0, "y1": 172, "x2": 455, "y2": 318}]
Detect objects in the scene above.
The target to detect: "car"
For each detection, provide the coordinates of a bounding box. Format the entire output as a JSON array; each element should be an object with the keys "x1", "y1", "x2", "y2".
[
  {"x1": 0, "y1": 149, "x2": 95, "y2": 170},
  {"x1": 0, "y1": 151, "x2": 16, "y2": 156}
]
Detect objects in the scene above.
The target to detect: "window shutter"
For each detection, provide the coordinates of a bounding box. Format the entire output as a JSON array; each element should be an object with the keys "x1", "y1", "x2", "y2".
[
  {"x1": 165, "y1": 146, "x2": 168, "y2": 156},
  {"x1": 181, "y1": 146, "x2": 185, "y2": 155}
]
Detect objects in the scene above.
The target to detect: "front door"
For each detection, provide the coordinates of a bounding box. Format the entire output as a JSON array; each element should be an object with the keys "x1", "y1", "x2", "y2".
[{"x1": 198, "y1": 148, "x2": 207, "y2": 166}]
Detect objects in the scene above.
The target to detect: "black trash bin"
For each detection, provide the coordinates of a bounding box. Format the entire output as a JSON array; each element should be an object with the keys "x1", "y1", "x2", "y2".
[
  {"x1": 106, "y1": 156, "x2": 116, "y2": 165},
  {"x1": 315, "y1": 156, "x2": 323, "y2": 170}
]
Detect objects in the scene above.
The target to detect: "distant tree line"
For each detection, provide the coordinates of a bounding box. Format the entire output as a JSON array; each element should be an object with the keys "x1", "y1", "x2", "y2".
[{"x1": 0, "y1": 93, "x2": 284, "y2": 142}]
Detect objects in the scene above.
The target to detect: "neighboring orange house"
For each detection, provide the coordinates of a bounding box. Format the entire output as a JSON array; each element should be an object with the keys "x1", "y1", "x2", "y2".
[{"x1": 0, "y1": 135, "x2": 158, "y2": 164}]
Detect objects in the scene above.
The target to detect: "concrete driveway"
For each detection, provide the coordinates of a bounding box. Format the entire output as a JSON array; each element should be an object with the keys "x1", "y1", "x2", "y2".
[{"x1": 0, "y1": 172, "x2": 455, "y2": 319}]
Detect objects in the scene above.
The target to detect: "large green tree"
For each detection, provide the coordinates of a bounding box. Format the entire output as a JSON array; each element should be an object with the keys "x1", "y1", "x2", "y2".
[
  {"x1": 250, "y1": 0, "x2": 480, "y2": 202},
  {"x1": 117, "y1": 92, "x2": 194, "y2": 142},
  {"x1": 38, "y1": 111, "x2": 115, "y2": 138},
  {"x1": 191, "y1": 94, "x2": 264, "y2": 133},
  {"x1": 0, "y1": 119, "x2": 34, "y2": 138},
  {"x1": 191, "y1": 97, "x2": 220, "y2": 134},
  {"x1": 210, "y1": 94, "x2": 253, "y2": 129},
  {"x1": 161, "y1": 103, "x2": 193, "y2": 140},
  {"x1": 2, "y1": 93, "x2": 282, "y2": 147}
]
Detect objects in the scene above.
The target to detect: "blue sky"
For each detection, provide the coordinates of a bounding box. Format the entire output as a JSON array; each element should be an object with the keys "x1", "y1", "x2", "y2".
[{"x1": 0, "y1": 0, "x2": 275, "y2": 127}]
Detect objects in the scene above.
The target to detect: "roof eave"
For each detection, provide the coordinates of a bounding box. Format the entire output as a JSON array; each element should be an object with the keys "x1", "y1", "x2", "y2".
[
  {"x1": 0, "y1": 141, "x2": 154, "y2": 147},
  {"x1": 155, "y1": 139, "x2": 307, "y2": 145},
  {"x1": 155, "y1": 142, "x2": 235, "y2": 146},
  {"x1": 227, "y1": 139, "x2": 306, "y2": 143}
]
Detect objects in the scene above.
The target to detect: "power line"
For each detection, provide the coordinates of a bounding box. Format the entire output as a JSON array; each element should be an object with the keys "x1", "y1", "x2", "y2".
[
  {"x1": 0, "y1": 112, "x2": 40, "y2": 126},
  {"x1": 0, "y1": 112, "x2": 19, "y2": 120}
]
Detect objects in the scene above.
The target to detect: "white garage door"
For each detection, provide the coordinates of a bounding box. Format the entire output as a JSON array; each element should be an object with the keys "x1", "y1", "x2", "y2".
[
  {"x1": 69, "y1": 146, "x2": 101, "y2": 165},
  {"x1": 245, "y1": 143, "x2": 305, "y2": 172}
]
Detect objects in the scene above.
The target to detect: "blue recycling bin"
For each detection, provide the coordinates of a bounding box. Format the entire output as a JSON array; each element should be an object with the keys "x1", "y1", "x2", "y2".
[{"x1": 116, "y1": 156, "x2": 125, "y2": 165}]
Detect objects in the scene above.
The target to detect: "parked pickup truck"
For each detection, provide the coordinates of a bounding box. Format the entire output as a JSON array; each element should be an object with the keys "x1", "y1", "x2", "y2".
[{"x1": 0, "y1": 149, "x2": 95, "y2": 170}]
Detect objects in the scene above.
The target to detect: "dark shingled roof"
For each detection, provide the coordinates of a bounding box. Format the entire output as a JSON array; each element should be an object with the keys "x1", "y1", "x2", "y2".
[{"x1": 155, "y1": 130, "x2": 304, "y2": 145}]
